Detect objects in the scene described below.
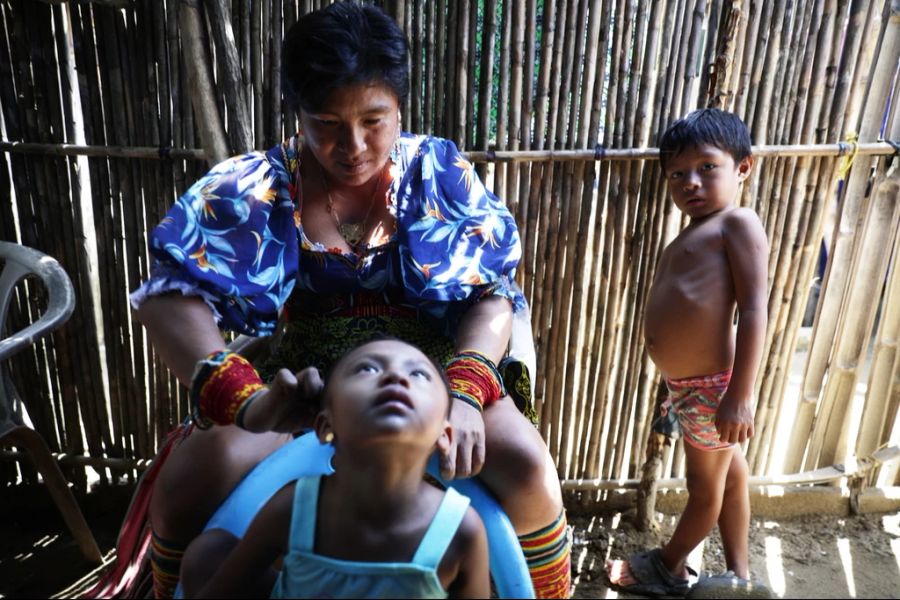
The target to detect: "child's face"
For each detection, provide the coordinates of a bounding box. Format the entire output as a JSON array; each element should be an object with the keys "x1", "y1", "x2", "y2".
[
  {"x1": 663, "y1": 143, "x2": 752, "y2": 220},
  {"x1": 318, "y1": 340, "x2": 450, "y2": 450}
]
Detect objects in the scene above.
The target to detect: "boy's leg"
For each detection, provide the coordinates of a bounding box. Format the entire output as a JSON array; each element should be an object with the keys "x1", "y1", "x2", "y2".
[
  {"x1": 607, "y1": 442, "x2": 733, "y2": 587},
  {"x1": 659, "y1": 443, "x2": 733, "y2": 573},
  {"x1": 481, "y1": 397, "x2": 570, "y2": 598},
  {"x1": 149, "y1": 426, "x2": 292, "y2": 598},
  {"x1": 717, "y1": 447, "x2": 750, "y2": 579}
]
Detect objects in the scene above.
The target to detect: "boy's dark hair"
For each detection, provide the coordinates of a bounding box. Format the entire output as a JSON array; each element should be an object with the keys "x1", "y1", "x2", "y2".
[
  {"x1": 282, "y1": 2, "x2": 410, "y2": 113},
  {"x1": 324, "y1": 334, "x2": 452, "y2": 415},
  {"x1": 658, "y1": 108, "x2": 752, "y2": 172}
]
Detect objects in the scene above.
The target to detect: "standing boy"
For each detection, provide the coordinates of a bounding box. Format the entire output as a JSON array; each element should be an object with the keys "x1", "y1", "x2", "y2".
[{"x1": 607, "y1": 109, "x2": 769, "y2": 596}]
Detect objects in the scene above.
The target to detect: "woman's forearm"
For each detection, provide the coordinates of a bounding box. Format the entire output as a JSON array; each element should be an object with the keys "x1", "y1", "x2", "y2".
[
  {"x1": 454, "y1": 296, "x2": 513, "y2": 364},
  {"x1": 133, "y1": 294, "x2": 227, "y2": 386}
]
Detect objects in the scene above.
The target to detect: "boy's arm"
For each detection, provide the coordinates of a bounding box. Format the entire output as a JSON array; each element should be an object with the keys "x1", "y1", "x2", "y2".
[
  {"x1": 194, "y1": 483, "x2": 294, "y2": 598},
  {"x1": 447, "y1": 508, "x2": 491, "y2": 598},
  {"x1": 719, "y1": 208, "x2": 769, "y2": 444}
]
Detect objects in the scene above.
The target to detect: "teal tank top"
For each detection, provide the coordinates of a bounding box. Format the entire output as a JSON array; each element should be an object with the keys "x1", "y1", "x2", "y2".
[{"x1": 270, "y1": 476, "x2": 471, "y2": 599}]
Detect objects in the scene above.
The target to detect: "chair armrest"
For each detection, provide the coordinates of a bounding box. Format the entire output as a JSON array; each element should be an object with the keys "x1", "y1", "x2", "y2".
[{"x1": 0, "y1": 242, "x2": 75, "y2": 362}]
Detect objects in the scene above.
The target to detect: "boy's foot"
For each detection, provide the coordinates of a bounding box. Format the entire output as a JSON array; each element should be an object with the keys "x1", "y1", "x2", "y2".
[
  {"x1": 606, "y1": 548, "x2": 695, "y2": 597},
  {"x1": 686, "y1": 571, "x2": 773, "y2": 598}
]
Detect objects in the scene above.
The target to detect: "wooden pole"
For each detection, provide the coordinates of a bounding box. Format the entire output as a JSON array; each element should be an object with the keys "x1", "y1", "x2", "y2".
[
  {"x1": 706, "y1": 0, "x2": 741, "y2": 109},
  {"x1": 204, "y1": 0, "x2": 253, "y2": 153},
  {"x1": 803, "y1": 0, "x2": 896, "y2": 470},
  {"x1": 179, "y1": 0, "x2": 228, "y2": 164}
]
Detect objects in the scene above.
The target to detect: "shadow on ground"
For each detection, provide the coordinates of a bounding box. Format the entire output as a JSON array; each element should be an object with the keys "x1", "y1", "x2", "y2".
[{"x1": 1, "y1": 482, "x2": 132, "y2": 598}]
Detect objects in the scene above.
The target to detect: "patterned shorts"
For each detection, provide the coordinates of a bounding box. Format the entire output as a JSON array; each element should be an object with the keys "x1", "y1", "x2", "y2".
[{"x1": 660, "y1": 369, "x2": 734, "y2": 451}]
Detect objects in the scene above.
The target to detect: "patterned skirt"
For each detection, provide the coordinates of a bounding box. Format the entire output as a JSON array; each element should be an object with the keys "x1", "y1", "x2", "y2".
[
  {"x1": 257, "y1": 290, "x2": 537, "y2": 425},
  {"x1": 257, "y1": 290, "x2": 455, "y2": 380}
]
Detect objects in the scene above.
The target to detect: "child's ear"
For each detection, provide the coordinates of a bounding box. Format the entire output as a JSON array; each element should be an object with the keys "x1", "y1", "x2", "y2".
[
  {"x1": 737, "y1": 155, "x2": 754, "y2": 180},
  {"x1": 314, "y1": 411, "x2": 334, "y2": 444},
  {"x1": 435, "y1": 420, "x2": 453, "y2": 456}
]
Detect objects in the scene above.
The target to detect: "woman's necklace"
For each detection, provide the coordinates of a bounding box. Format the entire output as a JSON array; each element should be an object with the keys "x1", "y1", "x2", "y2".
[{"x1": 317, "y1": 162, "x2": 384, "y2": 248}]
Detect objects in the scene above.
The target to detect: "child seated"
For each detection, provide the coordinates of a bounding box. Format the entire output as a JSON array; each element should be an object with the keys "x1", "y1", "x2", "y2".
[{"x1": 181, "y1": 338, "x2": 490, "y2": 598}]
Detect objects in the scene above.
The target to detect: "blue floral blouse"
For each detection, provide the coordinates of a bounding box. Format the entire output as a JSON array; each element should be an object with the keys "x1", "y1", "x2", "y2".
[{"x1": 131, "y1": 133, "x2": 526, "y2": 337}]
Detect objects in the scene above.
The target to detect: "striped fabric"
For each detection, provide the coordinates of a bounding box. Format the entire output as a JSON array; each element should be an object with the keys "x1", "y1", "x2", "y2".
[
  {"x1": 518, "y1": 510, "x2": 572, "y2": 598},
  {"x1": 150, "y1": 531, "x2": 187, "y2": 599}
]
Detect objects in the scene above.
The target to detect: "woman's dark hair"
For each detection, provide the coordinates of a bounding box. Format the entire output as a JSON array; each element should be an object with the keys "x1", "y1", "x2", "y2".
[
  {"x1": 658, "y1": 108, "x2": 752, "y2": 172},
  {"x1": 281, "y1": 2, "x2": 410, "y2": 113}
]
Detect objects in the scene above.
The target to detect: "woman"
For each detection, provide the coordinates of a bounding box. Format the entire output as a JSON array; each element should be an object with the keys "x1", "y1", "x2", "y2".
[{"x1": 132, "y1": 3, "x2": 568, "y2": 598}]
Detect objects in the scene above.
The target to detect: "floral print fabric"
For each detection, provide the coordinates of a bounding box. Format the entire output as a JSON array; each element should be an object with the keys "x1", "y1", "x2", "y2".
[{"x1": 132, "y1": 133, "x2": 525, "y2": 336}]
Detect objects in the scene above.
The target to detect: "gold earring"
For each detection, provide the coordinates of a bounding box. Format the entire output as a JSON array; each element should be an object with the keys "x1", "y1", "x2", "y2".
[{"x1": 323, "y1": 432, "x2": 334, "y2": 443}]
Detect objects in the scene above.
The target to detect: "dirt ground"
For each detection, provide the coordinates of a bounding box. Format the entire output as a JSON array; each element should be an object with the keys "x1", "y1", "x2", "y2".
[
  {"x1": 2, "y1": 483, "x2": 900, "y2": 599},
  {"x1": 567, "y1": 508, "x2": 900, "y2": 598}
]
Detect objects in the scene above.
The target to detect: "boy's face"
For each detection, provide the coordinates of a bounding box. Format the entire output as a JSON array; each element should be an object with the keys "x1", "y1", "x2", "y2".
[
  {"x1": 663, "y1": 143, "x2": 753, "y2": 220},
  {"x1": 317, "y1": 340, "x2": 451, "y2": 450}
]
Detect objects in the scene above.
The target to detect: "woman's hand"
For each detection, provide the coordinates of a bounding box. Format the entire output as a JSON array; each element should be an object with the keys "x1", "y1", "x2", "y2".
[
  {"x1": 241, "y1": 367, "x2": 324, "y2": 434},
  {"x1": 441, "y1": 295, "x2": 513, "y2": 480},
  {"x1": 439, "y1": 400, "x2": 486, "y2": 480}
]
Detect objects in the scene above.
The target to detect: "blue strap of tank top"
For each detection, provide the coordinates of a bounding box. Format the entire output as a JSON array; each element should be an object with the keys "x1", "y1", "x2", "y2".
[
  {"x1": 293, "y1": 476, "x2": 470, "y2": 566},
  {"x1": 293, "y1": 475, "x2": 320, "y2": 552},
  {"x1": 411, "y1": 487, "x2": 471, "y2": 568}
]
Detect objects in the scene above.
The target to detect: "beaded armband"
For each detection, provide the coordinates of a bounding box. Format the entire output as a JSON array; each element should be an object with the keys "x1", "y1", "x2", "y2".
[
  {"x1": 189, "y1": 350, "x2": 266, "y2": 429},
  {"x1": 445, "y1": 350, "x2": 506, "y2": 413}
]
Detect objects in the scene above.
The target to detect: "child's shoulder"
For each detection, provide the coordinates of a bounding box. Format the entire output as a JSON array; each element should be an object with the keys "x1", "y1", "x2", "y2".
[
  {"x1": 457, "y1": 503, "x2": 486, "y2": 542},
  {"x1": 720, "y1": 206, "x2": 767, "y2": 241},
  {"x1": 442, "y1": 498, "x2": 487, "y2": 567},
  {"x1": 432, "y1": 487, "x2": 485, "y2": 548},
  {"x1": 722, "y1": 205, "x2": 763, "y2": 226}
]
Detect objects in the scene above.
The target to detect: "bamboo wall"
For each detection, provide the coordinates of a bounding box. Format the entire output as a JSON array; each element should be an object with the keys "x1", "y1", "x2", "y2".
[{"x1": 0, "y1": 0, "x2": 898, "y2": 491}]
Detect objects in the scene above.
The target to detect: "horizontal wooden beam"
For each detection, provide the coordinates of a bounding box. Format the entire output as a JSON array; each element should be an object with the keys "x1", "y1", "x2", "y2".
[
  {"x1": 0, "y1": 141, "x2": 207, "y2": 161},
  {"x1": 561, "y1": 445, "x2": 900, "y2": 491},
  {"x1": 2, "y1": 140, "x2": 897, "y2": 163}
]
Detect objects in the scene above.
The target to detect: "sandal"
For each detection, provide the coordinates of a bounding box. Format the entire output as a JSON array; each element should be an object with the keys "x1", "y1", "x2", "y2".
[
  {"x1": 607, "y1": 548, "x2": 695, "y2": 597},
  {"x1": 686, "y1": 571, "x2": 773, "y2": 599}
]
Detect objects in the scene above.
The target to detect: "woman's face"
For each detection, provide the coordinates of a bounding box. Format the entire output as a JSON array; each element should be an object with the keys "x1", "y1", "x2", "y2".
[{"x1": 299, "y1": 82, "x2": 400, "y2": 189}]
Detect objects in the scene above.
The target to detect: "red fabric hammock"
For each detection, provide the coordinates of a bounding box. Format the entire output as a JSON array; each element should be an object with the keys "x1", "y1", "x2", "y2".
[{"x1": 82, "y1": 425, "x2": 190, "y2": 599}]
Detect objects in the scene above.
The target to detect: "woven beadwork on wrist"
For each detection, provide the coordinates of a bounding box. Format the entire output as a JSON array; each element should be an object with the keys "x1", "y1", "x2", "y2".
[
  {"x1": 450, "y1": 389, "x2": 485, "y2": 413},
  {"x1": 445, "y1": 350, "x2": 506, "y2": 412},
  {"x1": 189, "y1": 350, "x2": 266, "y2": 429}
]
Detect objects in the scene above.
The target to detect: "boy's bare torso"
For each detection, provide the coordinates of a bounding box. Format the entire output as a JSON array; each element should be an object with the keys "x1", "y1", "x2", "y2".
[{"x1": 644, "y1": 209, "x2": 738, "y2": 380}]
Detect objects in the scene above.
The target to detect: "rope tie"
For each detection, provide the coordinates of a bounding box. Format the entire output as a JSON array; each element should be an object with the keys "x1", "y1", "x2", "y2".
[{"x1": 836, "y1": 132, "x2": 860, "y2": 180}]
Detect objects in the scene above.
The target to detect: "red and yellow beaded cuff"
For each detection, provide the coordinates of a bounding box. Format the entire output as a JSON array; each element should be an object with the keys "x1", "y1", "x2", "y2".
[
  {"x1": 445, "y1": 350, "x2": 506, "y2": 413},
  {"x1": 189, "y1": 350, "x2": 266, "y2": 429}
]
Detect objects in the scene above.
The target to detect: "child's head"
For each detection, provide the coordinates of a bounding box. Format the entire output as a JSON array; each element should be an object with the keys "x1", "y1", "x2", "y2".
[
  {"x1": 316, "y1": 337, "x2": 452, "y2": 454},
  {"x1": 658, "y1": 108, "x2": 752, "y2": 173},
  {"x1": 658, "y1": 109, "x2": 753, "y2": 219}
]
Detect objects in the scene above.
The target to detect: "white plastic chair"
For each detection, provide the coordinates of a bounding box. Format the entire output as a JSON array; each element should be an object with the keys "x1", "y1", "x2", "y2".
[{"x1": 0, "y1": 241, "x2": 102, "y2": 564}]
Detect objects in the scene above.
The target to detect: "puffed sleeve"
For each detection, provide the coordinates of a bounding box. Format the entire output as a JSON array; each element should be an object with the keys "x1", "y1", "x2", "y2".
[
  {"x1": 395, "y1": 136, "x2": 526, "y2": 313},
  {"x1": 130, "y1": 148, "x2": 299, "y2": 336}
]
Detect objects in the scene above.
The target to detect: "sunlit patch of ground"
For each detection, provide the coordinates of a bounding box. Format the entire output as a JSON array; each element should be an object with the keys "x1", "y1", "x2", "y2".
[{"x1": 570, "y1": 510, "x2": 900, "y2": 599}]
